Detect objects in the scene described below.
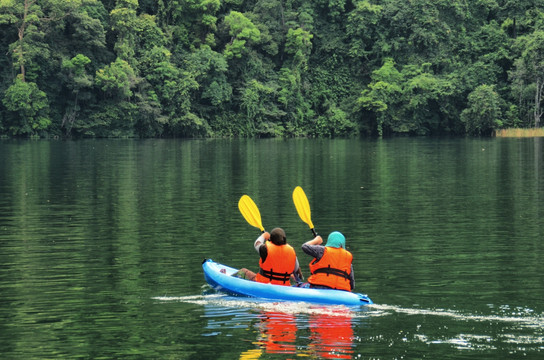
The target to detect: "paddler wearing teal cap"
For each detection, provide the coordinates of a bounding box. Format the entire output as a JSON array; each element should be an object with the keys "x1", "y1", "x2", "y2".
[{"x1": 301, "y1": 231, "x2": 354, "y2": 291}]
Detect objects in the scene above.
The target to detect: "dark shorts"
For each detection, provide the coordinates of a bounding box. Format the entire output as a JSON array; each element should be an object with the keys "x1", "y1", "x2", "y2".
[{"x1": 294, "y1": 282, "x2": 331, "y2": 289}]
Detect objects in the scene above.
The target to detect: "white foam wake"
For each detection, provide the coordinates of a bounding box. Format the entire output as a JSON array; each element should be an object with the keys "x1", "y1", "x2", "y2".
[
  {"x1": 152, "y1": 294, "x2": 363, "y2": 317},
  {"x1": 370, "y1": 303, "x2": 544, "y2": 328}
]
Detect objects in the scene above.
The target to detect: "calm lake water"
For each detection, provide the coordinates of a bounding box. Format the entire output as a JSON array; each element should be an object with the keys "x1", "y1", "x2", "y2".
[{"x1": 0, "y1": 138, "x2": 543, "y2": 359}]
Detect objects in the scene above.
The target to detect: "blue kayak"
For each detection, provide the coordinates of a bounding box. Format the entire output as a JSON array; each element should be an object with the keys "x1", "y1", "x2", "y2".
[{"x1": 202, "y1": 259, "x2": 373, "y2": 306}]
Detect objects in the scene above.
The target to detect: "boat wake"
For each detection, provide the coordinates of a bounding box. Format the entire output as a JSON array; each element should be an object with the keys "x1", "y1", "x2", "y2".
[
  {"x1": 153, "y1": 294, "x2": 544, "y2": 329},
  {"x1": 369, "y1": 303, "x2": 544, "y2": 329},
  {"x1": 154, "y1": 294, "x2": 544, "y2": 353},
  {"x1": 369, "y1": 303, "x2": 544, "y2": 352},
  {"x1": 152, "y1": 294, "x2": 365, "y2": 317}
]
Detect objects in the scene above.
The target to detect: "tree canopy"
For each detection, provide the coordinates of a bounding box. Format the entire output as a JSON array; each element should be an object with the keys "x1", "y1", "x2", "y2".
[{"x1": 1, "y1": 0, "x2": 544, "y2": 138}]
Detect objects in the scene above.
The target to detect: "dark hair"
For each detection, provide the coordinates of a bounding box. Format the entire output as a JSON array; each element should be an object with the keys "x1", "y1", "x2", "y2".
[{"x1": 270, "y1": 228, "x2": 286, "y2": 245}]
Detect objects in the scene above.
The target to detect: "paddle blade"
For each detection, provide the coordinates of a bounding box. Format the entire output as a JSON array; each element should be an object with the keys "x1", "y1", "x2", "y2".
[
  {"x1": 292, "y1": 186, "x2": 314, "y2": 230},
  {"x1": 238, "y1": 195, "x2": 264, "y2": 232}
]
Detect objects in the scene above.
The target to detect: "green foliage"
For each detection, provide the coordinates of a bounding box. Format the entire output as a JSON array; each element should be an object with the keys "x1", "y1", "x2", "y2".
[
  {"x1": 240, "y1": 79, "x2": 285, "y2": 136},
  {"x1": 346, "y1": 0, "x2": 382, "y2": 59},
  {"x1": 315, "y1": 101, "x2": 357, "y2": 137},
  {"x1": 83, "y1": 100, "x2": 137, "y2": 137},
  {"x1": 61, "y1": 54, "x2": 94, "y2": 135},
  {"x1": 358, "y1": 58, "x2": 403, "y2": 136},
  {"x1": 510, "y1": 29, "x2": 544, "y2": 127},
  {"x1": 95, "y1": 57, "x2": 137, "y2": 98},
  {"x1": 186, "y1": 45, "x2": 231, "y2": 106},
  {"x1": 1, "y1": 0, "x2": 48, "y2": 82},
  {"x1": 158, "y1": 0, "x2": 220, "y2": 50},
  {"x1": 285, "y1": 28, "x2": 313, "y2": 68},
  {"x1": 1, "y1": 0, "x2": 544, "y2": 138},
  {"x1": 170, "y1": 112, "x2": 211, "y2": 137},
  {"x1": 461, "y1": 84, "x2": 503, "y2": 135},
  {"x1": 223, "y1": 11, "x2": 261, "y2": 59},
  {"x1": 110, "y1": 0, "x2": 138, "y2": 61},
  {"x1": 2, "y1": 77, "x2": 50, "y2": 135},
  {"x1": 400, "y1": 64, "x2": 452, "y2": 134},
  {"x1": 63, "y1": 54, "x2": 92, "y2": 78}
]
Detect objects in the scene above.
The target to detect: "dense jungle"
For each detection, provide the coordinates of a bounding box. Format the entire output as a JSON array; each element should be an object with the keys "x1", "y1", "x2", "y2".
[{"x1": 1, "y1": 0, "x2": 544, "y2": 138}]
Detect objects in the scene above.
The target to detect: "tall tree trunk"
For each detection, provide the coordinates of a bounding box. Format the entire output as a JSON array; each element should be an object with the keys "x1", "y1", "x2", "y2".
[
  {"x1": 16, "y1": 0, "x2": 35, "y2": 82},
  {"x1": 535, "y1": 77, "x2": 543, "y2": 128}
]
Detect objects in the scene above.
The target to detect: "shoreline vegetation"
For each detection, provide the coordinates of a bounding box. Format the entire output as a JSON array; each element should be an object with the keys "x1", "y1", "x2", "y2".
[
  {"x1": 495, "y1": 128, "x2": 544, "y2": 138},
  {"x1": 3, "y1": 128, "x2": 544, "y2": 140},
  {"x1": 1, "y1": 1, "x2": 544, "y2": 139}
]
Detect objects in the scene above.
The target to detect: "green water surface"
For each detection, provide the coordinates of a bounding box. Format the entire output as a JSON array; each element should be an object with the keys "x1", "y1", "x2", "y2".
[{"x1": 0, "y1": 138, "x2": 542, "y2": 359}]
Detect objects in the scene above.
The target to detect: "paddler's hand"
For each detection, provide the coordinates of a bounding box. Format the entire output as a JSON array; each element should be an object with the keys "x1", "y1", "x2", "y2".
[
  {"x1": 295, "y1": 267, "x2": 304, "y2": 281},
  {"x1": 290, "y1": 268, "x2": 304, "y2": 284},
  {"x1": 255, "y1": 232, "x2": 271, "y2": 248}
]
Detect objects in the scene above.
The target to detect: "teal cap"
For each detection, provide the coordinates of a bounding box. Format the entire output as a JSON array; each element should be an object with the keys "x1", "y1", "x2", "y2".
[{"x1": 325, "y1": 231, "x2": 345, "y2": 248}]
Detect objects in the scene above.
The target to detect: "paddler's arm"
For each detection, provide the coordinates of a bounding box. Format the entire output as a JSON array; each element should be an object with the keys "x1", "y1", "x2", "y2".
[
  {"x1": 254, "y1": 232, "x2": 270, "y2": 251},
  {"x1": 303, "y1": 235, "x2": 323, "y2": 246},
  {"x1": 301, "y1": 236, "x2": 325, "y2": 259},
  {"x1": 349, "y1": 265, "x2": 355, "y2": 291},
  {"x1": 255, "y1": 232, "x2": 270, "y2": 262},
  {"x1": 292, "y1": 258, "x2": 304, "y2": 282}
]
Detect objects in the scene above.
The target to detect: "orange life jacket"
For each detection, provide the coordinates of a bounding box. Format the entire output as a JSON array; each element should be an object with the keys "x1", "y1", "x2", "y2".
[
  {"x1": 255, "y1": 242, "x2": 296, "y2": 286},
  {"x1": 308, "y1": 247, "x2": 352, "y2": 291}
]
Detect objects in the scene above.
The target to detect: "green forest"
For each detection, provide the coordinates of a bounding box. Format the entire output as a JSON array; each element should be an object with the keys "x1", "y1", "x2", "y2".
[{"x1": 1, "y1": 0, "x2": 544, "y2": 138}]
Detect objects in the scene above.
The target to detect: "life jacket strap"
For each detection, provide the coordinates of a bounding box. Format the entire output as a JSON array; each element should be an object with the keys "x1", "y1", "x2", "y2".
[
  {"x1": 312, "y1": 265, "x2": 350, "y2": 280},
  {"x1": 259, "y1": 268, "x2": 290, "y2": 282}
]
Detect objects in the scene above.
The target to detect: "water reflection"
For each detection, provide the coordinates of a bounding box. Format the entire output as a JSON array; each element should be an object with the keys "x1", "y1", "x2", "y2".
[
  {"x1": 239, "y1": 305, "x2": 357, "y2": 359},
  {"x1": 169, "y1": 294, "x2": 544, "y2": 358},
  {"x1": 3, "y1": 138, "x2": 544, "y2": 359},
  {"x1": 308, "y1": 311, "x2": 354, "y2": 359},
  {"x1": 255, "y1": 311, "x2": 297, "y2": 355},
  {"x1": 197, "y1": 297, "x2": 362, "y2": 358}
]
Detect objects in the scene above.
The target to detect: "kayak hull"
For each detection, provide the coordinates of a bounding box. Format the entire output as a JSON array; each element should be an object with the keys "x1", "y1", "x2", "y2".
[{"x1": 202, "y1": 259, "x2": 373, "y2": 306}]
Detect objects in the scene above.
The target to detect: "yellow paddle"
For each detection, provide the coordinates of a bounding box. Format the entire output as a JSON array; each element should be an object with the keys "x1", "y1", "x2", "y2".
[
  {"x1": 292, "y1": 186, "x2": 317, "y2": 236},
  {"x1": 238, "y1": 194, "x2": 265, "y2": 232}
]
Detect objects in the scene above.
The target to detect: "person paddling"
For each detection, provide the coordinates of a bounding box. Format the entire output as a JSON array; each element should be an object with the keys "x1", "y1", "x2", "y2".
[
  {"x1": 301, "y1": 231, "x2": 354, "y2": 291},
  {"x1": 234, "y1": 227, "x2": 304, "y2": 286}
]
